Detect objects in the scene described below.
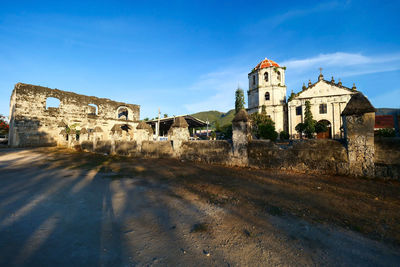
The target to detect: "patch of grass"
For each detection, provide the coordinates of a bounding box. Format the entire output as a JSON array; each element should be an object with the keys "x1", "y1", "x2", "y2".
[{"x1": 190, "y1": 223, "x2": 209, "y2": 233}]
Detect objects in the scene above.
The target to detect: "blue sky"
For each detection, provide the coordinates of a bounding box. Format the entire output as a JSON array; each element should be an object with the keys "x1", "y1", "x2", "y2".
[{"x1": 0, "y1": 0, "x2": 399, "y2": 119}]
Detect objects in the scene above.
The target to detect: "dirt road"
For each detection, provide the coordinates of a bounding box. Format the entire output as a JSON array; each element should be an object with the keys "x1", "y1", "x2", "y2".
[{"x1": 0, "y1": 148, "x2": 399, "y2": 266}]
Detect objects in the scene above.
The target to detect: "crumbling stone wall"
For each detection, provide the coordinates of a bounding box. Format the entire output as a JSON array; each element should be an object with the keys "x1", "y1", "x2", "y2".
[
  {"x1": 180, "y1": 140, "x2": 232, "y2": 164},
  {"x1": 248, "y1": 139, "x2": 349, "y2": 175},
  {"x1": 344, "y1": 113, "x2": 375, "y2": 177},
  {"x1": 167, "y1": 117, "x2": 190, "y2": 154},
  {"x1": 231, "y1": 109, "x2": 252, "y2": 166},
  {"x1": 374, "y1": 138, "x2": 400, "y2": 179},
  {"x1": 8, "y1": 83, "x2": 140, "y2": 147}
]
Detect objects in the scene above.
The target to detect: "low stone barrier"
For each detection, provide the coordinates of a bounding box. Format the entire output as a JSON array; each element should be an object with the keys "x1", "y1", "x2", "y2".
[{"x1": 180, "y1": 140, "x2": 232, "y2": 164}]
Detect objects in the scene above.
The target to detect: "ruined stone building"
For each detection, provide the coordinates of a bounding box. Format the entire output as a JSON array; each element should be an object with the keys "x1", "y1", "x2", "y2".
[
  {"x1": 8, "y1": 83, "x2": 140, "y2": 147},
  {"x1": 247, "y1": 58, "x2": 359, "y2": 139}
]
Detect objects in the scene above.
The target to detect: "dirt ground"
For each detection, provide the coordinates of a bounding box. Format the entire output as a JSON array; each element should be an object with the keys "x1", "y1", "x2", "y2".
[{"x1": 0, "y1": 148, "x2": 399, "y2": 266}]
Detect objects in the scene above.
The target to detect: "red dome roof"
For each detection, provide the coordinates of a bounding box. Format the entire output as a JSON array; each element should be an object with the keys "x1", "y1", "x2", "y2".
[{"x1": 253, "y1": 58, "x2": 280, "y2": 71}]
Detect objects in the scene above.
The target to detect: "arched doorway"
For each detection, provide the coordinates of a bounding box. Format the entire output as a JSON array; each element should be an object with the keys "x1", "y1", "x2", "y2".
[{"x1": 316, "y1": 120, "x2": 332, "y2": 139}]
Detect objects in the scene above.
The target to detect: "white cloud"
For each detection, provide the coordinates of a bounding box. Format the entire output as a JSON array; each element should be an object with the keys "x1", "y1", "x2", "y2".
[
  {"x1": 282, "y1": 52, "x2": 400, "y2": 73},
  {"x1": 282, "y1": 52, "x2": 371, "y2": 69},
  {"x1": 184, "y1": 51, "x2": 400, "y2": 113},
  {"x1": 184, "y1": 68, "x2": 248, "y2": 113},
  {"x1": 370, "y1": 88, "x2": 400, "y2": 109},
  {"x1": 270, "y1": 1, "x2": 342, "y2": 28}
]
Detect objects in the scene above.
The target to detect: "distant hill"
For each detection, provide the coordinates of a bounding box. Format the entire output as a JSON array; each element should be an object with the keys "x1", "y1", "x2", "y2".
[{"x1": 191, "y1": 109, "x2": 235, "y2": 128}]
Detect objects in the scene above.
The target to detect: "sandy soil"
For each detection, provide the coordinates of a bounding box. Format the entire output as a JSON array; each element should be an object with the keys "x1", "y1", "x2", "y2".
[{"x1": 0, "y1": 147, "x2": 399, "y2": 266}]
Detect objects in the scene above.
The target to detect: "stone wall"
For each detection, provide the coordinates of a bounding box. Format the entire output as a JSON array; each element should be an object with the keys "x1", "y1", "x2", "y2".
[
  {"x1": 180, "y1": 140, "x2": 232, "y2": 164},
  {"x1": 141, "y1": 141, "x2": 174, "y2": 158},
  {"x1": 374, "y1": 138, "x2": 400, "y2": 179},
  {"x1": 8, "y1": 83, "x2": 140, "y2": 147},
  {"x1": 248, "y1": 139, "x2": 349, "y2": 175}
]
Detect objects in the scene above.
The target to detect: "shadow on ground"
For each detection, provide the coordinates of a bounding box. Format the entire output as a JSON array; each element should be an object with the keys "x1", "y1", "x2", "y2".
[{"x1": 0, "y1": 147, "x2": 399, "y2": 266}]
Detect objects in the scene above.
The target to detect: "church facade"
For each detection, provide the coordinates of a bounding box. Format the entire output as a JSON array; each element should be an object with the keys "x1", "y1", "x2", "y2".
[{"x1": 247, "y1": 58, "x2": 358, "y2": 139}]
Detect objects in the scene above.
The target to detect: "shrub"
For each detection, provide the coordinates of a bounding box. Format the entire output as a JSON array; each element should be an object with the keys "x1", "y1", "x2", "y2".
[
  {"x1": 315, "y1": 121, "x2": 328, "y2": 133},
  {"x1": 279, "y1": 131, "x2": 289, "y2": 140},
  {"x1": 376, "y1": 128, "x2": 396, "y2": 137},
  {"x1": 259, "y1": 123, "x2": 278, "y2": 141}
]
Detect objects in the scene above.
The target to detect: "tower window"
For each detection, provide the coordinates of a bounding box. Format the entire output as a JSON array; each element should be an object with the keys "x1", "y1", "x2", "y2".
[
  {"x1": 277, "y1": 71, "x2": 281, "y2": 81},
  {"x1": 264, "y1": 72, "x2": 269, "y2": 82},
  {"x1": 265, "y1": 92, "x2": 270, "y2": 100},
  {"x1": 319, "y1": 104, "x2": 327, "y2": 114},
  {"x1": 296, "y1": 106, "x2": 302, "y2": 115},
  {"x1": 252, "y1": 75, "x2": 256, "y2": 85}
]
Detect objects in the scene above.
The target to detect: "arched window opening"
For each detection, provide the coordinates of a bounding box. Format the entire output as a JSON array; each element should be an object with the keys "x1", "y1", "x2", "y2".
[
  {"x1": 265, "y1": 92, "x2": 270, "y2": 101},
  {"x1": 117, "y1": 107, "x2": 129, "y2": 120},
  {"x1": 88, "y1": 104, "x2": 98, "y2": 115},
  {"x1": 46, "y1": 97, "x2": 60, "y2": 109},
  {"x1": 264, "y1": 72, "x2": 269, "y2": 82},
  {"x1": 277, "y1": 71, "x2": 281, "y2": 81}
]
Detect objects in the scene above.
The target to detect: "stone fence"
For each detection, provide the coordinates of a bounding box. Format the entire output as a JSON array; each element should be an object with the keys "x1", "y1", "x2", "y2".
[{"x1": 74, "y1": 104, "x2": 399, "y2": 180}]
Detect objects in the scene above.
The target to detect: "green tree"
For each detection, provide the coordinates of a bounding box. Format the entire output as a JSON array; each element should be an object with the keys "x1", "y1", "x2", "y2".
[
  {"x1": 235, "y1": 87, "x2": 245, "y2": 114},
  {"x1": 295, "y1": 123, "x2": 305, "y2": 138},
  {"x1": 303, "y1": 100, "x2": 316, "y2": 138},
  {"x1": 315, "y1": 121, "x2": 328, "y2": 133},
  {"x1": 250, "y1": 112, "x2": 278, "y2": 140},
  {"x1": 261, "y1": 105, "x2": 267, "y2": 115},
  {"x1": 258, "y1": 123, "x2": 278, "y2": 141},
  {"x1": 215, "y1": 121, "x2": 221, "y2": 132},
  {"x1": 279, "y1": 131, "x2": 289, "y2": 140},
  {"x1": 376, "y1": 128, "x2": 396, "y2": 137},
  {"x1": 163, "y1": 114, "x2": 168, "y2": 118},
  {"x1": 219, "y1": 124, "x2": 232, "y2": 140}
]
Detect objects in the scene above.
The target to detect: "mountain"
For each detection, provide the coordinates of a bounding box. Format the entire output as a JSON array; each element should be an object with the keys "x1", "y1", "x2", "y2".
[{"x1": 191, "y1": 109, "x2": 235, "y2": 128}]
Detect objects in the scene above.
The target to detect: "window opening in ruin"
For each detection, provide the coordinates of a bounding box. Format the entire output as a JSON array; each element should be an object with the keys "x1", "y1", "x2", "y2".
[
  {"x1": 46, "y1": 97, "x2": 60, "y2": 109},
  {"x1": 76, "y1": 134, "x2": 80, "y2": 141},
  {"x1": 66, "y1": 134, "x2": 69, "y2": 141},
  {"x1": 88, "y1": 104, "x2": 98, "y2": 115},
  {"x1": 265, "y1": 92, "x2": 270, "y2": 101},
  {"x1": 264, "y1": 72, "x2": 269, "y2": 82},
  {"x1": 296, "y1": 106, "x2": 302, "y2": 115},
  {"x1": 252, "y1": 75, "x2": 256, "y2": 85},
  {"x1": 319, "y1": 103, "x2": 327, "y2": 114},
  {"x1": 277, "y1": 71, "x2": 281, "y2": 81},
  {"x1": 117, "y1": 107, "x2": 129, "y2": 120}
]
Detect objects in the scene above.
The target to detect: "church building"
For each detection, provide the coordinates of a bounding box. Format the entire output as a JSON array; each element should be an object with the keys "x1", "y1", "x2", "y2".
[
  {"x1": 247, "y1": 58, "x2": 359, "y2": 139},
  {"x1": 247, "y1": 58, "x2": 287, "y2": 133}
]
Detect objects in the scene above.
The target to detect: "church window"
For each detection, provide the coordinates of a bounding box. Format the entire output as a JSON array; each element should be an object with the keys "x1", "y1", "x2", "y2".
[
  {"x1": 265, "y1": 92, "x2": 270, "y2": 100},
  {"x1": 277, "y1": 71, "x2": 281, "y2": 81},
  {"x1": 319, "y1": 104, "x2": 327, "y2": 114},
  {"x1": 264, "y1": 72, "x2": 269, "y2": 82},
  {"x1": 252, "y1": 75, "x2": 256, "y2": 85},
  {"x1": 296, "y1": 106, "x2": 302, "y2": 115}
]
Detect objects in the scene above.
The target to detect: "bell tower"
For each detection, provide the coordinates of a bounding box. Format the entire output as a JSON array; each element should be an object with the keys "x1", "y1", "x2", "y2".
[{"x1": 247, "y1": 58, "x2": 287, "y2": 133}]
